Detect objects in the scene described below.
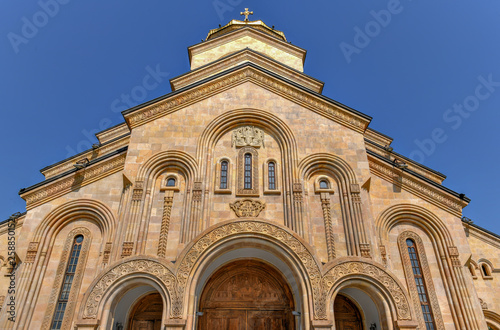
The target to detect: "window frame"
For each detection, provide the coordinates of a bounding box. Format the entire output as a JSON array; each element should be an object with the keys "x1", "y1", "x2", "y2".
[
  {"x1": 263, "y1": 159, "x2": 281, "y2": 195},
  {"x1": 214, "y1": 158, "x2": 232, "y2": 194},
  {"x1": 236, "y1": 147, "x2": 259, "y2": 196}
]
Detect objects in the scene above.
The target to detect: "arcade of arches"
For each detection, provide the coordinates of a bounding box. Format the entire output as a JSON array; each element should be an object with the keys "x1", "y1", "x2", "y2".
[{"x1": 1, "y1": 11, "x2": 499, "y2": 330}]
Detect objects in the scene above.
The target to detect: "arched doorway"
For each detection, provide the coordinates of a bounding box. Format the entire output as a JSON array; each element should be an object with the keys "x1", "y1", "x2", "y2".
[
  {"x1": 334, "y1": 294, "x2": 363, "y2": 330},
  {"x1": 198, "y1": 259, "x2": 295, "y2": 329},
  {"x1": 127, "y1": 292, "x2": 163, "y2": 330}
]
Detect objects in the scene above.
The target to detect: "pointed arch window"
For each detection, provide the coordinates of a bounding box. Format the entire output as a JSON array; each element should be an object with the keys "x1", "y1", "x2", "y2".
[{"x1": 51, "y1": 235, "x2": 84, "y2": 330}]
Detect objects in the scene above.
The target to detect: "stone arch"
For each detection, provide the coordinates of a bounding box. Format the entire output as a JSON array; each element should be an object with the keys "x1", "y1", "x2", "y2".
[
  {"x1": 376, "y1": 203, "x2": 482, "y2": 329},
  {"x1": 375, "y1": 203, "x2": 453, "y2": 246},
  {"x1": 137, "y1": 149, "x2": 199, "y2": 183},
  {"x1": 485, "y1": 310, "x2": 500, "y2": 330},
  {"x1": 78, "y1": 256, "x2": 175, "y2": 323},
  {"x1": 298, "y1": 152, "x2": 358, "y2": 185},
  {"x1": 323, "y1": 258, "x2": 414, "y2": 324},
  {"x1": 173, "y1": 219, "x2": 322, "y2": 321},
  {"x1": 33, "y1": 198, "x2": 116, "y2": 243}
]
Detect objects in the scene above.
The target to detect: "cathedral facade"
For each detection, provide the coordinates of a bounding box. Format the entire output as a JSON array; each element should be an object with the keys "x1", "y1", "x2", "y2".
[{"x1": 0, "y1": 14, "x2": 499, "y2": 330}]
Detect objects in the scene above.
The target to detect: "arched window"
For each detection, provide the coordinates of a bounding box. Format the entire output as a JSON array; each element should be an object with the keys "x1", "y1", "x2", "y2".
[
  {"x1": 51, "y1": 235, "x2": 84, "y2": 330},
  {"x1": 319, "y1": 180, "x2": 329, "y2": 189},
  {"x1": 406, "y1": 238, "x2": 436, "y2": 330},
  {"x1": 244, "y1": 153, "x2": 252, "y2": 189},
  {"x1": 481, "y1": 263, "x2": 492, "y2": 277},
  {"x1": 166, "y1": 178, "x2": 176, "y2": 187},
  {"x1": 469, "y1": 264, "x2": 477, "y2": 278},
  {"x1": 268, "y1": 162, "x2": 276, "y2": 190},
  {"x1": 220, "y1": 161, "x2": 228, "y2": 189}
]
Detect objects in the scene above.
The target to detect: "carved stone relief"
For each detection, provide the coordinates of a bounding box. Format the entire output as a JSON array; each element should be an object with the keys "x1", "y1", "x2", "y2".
[
  {"x1": 232, "y1": 126, "x2": 264, "y2": 148},
  {"x1": 229, "y1": 199, "x2": 266, "y2": 217},
  {"x1": 158, "y1": 191, "x2": 174, "y2": 258}
]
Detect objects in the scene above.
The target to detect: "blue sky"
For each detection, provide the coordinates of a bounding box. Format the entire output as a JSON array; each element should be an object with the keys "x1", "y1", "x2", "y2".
[{"x1": 1, "y1": 1, "x2": 499, "y2": 234}]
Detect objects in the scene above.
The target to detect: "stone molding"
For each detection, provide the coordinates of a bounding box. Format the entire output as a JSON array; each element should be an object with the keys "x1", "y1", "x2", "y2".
[
  {"x1": 236, "y1": 147, "x2": 259, "y2": 196},
  {"x1": 124, "y1": 66, "x2": 369, "y2": 133},
  {"x1": 82, "y1": 257, "x2": 176, "y2": 320},
  {"x1": 171, "y1": 48, "x2": 324, "y2": 92},
  {"x1": 322, "y1": 258, "x2": 412, "y2": 321},
  {"x1": 22, "y1": 153, "x2": 126, "y2": 210},
  {"x1": 398, "y1": 231, "x2": 445, "y2": 329},
  {"x1": 158, "y1": 191, "x2": 174, "y2": 258},
  {"x1": 41, "y1": 135, "x2": 129, "y2": 180},
  {"x1": 368, "y1": 154, "x2": 466, "y2": 217},
  {"x1": 42, "y1": 228, "x2": 91, "y2": 330}
]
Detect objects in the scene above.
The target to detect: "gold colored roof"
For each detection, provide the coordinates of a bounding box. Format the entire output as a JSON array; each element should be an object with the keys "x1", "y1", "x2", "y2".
[{"x1": 206, "y1": 19, "x2": 287, "y2": 42}]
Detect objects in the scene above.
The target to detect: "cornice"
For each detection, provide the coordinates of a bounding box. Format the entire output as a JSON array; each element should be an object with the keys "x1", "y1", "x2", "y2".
[
  {"x1": 171, "y1": 48, "x2": 324, "y2": 93},
  {"x1": 188, "y1": 27, "x2": 307, "y2": 68},
  {"x1": 95, "y1": 122, "x2": 130, "y2": 144},
  {"x1": 21, "y1": 152, "x2": 126, "y2": 210},
  {"x1": 124, "y1": 65, "x2": 370, "y2": 133},
  {"x1": 368, "y1": 153, "x2": 468, "y2": 217},
  {"x1": 365, "y1": 139, "x2": 446, "y2": 184},
  {"x1": 465, "y1": 223, "x2": 500, "y2": 249},
  {"x1": 41, "y1": 135, "x2": 130, "y2": 179},
  {"x1": 364, "y1": 128, "x2": 393, "y2": 146}
]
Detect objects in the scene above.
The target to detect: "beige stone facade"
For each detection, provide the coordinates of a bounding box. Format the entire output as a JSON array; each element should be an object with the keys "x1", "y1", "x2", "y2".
[{"x1": 0, "y1": 18, "x2": 498, "y2": 330}]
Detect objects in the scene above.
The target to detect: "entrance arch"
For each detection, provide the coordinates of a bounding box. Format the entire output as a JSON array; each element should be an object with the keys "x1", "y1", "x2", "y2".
[{"x1": 198, "y1": 259, "x2": 295, "y2": 329}]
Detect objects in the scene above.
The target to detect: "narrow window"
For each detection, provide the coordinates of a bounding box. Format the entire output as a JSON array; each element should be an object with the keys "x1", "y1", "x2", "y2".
[
  {"x1": 166, "y1": 178, "x2": 176, "y2": 187},
  {"x1": 51, "y1": 235, "x2": 84, "y2": 330},
  {"x1": 406, "y1": 239, "x2": 436, "y2": 330},
  {"x1": 268, "y1": 162, "x2": 276, "y2": 190},
  {"x1": 220, "y1": 161, "x2": 228, "y2": 189},
  {"x1": 319, "y1": 180, "x2": 329, "y2": 189},
  {"x1": 244, "y1": 154, "x2": 252, "y2": 189},
  {"x1": 482, "y1": 264, "x2": 491, "y2": 277}
]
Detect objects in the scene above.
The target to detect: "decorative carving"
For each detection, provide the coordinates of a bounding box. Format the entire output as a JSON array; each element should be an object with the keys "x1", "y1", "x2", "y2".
[
  {"x1": 121, "y1": 242, "x2": 134, "y2": 257},
  {"x1": 398, "y1": 231, "x2": 445, "y2": 329},
  {"x1": 25, "y1": 242, "x2": 39, "y2": 263},
  {"x1": 158, "y1": 191, "x2": 174, "y2": 258},
  {"x1": 379, "y1": 245, "x2": 387, "y2": 266},
  {"x1": 232, "y1": 126, "x2": 265, "y2": 148},
  {"x1": 237, "y1": 147, "x2": 259, "y2": 196},
  {"x1": 230, "y1": 199, "x2": 266, "y2": 217},
  {"x1": 83, "y1": 258, "x2": 176, "y2": 319},
  {"x1": 132, "y1": 189, "x2": 143, "y2": 201},
  {"x1": 102, "y1": 242, "x2": 112, "y2": 264},
  {"x1": 23, "y1": 153, "x2": 126, "y2": 210},
  {"x1": 479, "y1": 298, "x2": 488, "y2": 310},
  {"x1": 320, "y1": 193, "x2": 335, "y2": 261},
  {"x1": 0, "y1": 295, "x2": 4, "y2": 312},
  {"x1": 125, "y1": 68, "x2": 368, "y2": 133},
  {"x1": 448, "y1": 246, "x2": 461, "y2": 267},
  {"x1": 174, "y1": 220, "x2": 323, "y2": 319},
  {"x1": 323, "y1": 261, "x2": 412, "y2": 321},
  {"x1": 359, "y1": 243, "x2": 371, "y2": 258},
  {"x1": 42, "y1": 228, "x2": 91, "y2": 330},
  {"x1": 350, "y1": 183, "x2": 360, "y2": 194}
]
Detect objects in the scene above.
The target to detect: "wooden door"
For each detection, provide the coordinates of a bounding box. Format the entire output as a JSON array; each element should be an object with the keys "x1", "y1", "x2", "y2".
[
  {"x1": 198, "y1": 260, "x2": 295, "y2": 330},
  {"x1": 334, "y1": 295, "x2": 363, "y2": 330},
  {"x1": 128, "y1": 293, "x2": 163, "y2": 330}
]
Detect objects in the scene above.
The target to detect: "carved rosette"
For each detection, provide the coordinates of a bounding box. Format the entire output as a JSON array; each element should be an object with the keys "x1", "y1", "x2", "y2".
[
  {"x1": 83, "y1": 259, "x2": 176, "y2": 319},
  {"x1": 229, "y1": 199, "x2": 266, "y2": 217}
]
